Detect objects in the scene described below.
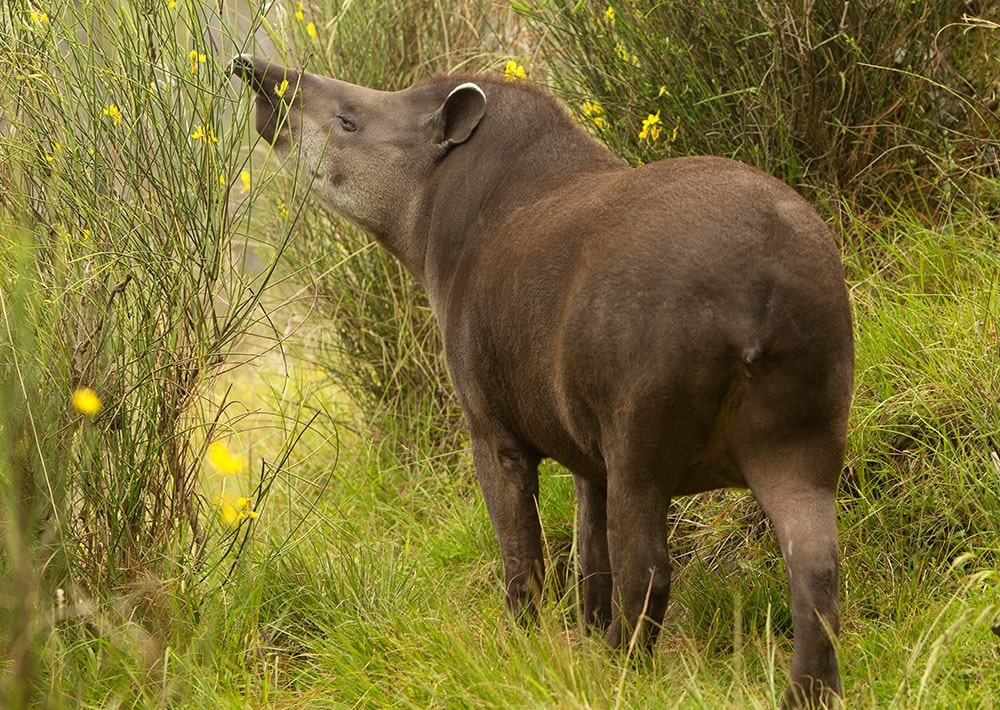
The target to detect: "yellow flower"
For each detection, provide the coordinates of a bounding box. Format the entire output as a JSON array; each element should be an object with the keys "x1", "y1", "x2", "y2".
[
  {"x1": 190, "y1": 124, "x2": 218, "y2": 143},
  {"x1": 504, "y1": 60, "x2": 526, "y2": 82},
  {"x1": 239, "y1": 169, "x2": 251, "y2": 194},
  {"x1": 603, "y1": 5, "x2": 615, "y2": 24},
  {"x1": 615, "y1": 41, "x2": 639, "y2": 67},
  {"x1": 219, "y1": 173, "x2": 226, "y2": 187},
  {"x1": 45, "y1": 142, "x2": 62, "y2": 163},
  {"x1": 274, "y1": 78, "x2": 289, "y2": 98},
  {"x1": 276, "y1": 199, "x2": 289, "y2": 220},
  {"x1": 188, "y1": 49, "x2": 206, "y2": 74},
  {"x1": 294, "y1": 1, "x2": 304, "y2": 22},
  {"x1": 236, "y1": 497, "x2": 259, "y2": 519},
  {"x1": 206, "y1": 441, "x2": 245, "y2": 475},
  {"x1": 71, "y1": 387, "x2": 102, "y2": 415},
  {"x1": 167, "y1": 0, "x2": 176, "y2": 7},
  {"x1": 30, "y1": 10, "x2": 48, "y2": 23},
  {"x1": 582, "y1": 100, "x2": 607, "y2": 128},
  {"x1": 306, "y1": 21, "x2": 317, "y2": 39},
  {"x1": 102, "y1": 104, "x2": 122, "y2": 125},
  {"x1": 639, "y1": 110, "x2": 662, "y2": 141},
  {"x1": 215, "y1": 493, "x2": 258, "y2": 525}
]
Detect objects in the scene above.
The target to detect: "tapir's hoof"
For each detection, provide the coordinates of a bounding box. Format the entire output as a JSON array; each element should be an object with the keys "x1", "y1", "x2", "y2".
[{"x1": 782, "y1": 682, "x2": 841, "y2": 709}]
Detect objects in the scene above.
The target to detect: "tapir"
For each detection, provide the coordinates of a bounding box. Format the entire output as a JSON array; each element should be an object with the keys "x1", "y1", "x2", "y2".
[{"x1": 229, "y1": 55, "x2": 854, "y2": 707}]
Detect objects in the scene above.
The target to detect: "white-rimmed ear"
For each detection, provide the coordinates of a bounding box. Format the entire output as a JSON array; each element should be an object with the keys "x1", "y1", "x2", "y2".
[{"x1": 432, "y1": 82, "x2": 486, "y2": 149}]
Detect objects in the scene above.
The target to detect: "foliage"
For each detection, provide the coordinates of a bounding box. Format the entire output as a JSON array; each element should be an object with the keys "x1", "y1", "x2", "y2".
[
  {"x1": 0, "y1": 0, "x2": 298, "y2": 703},
  {"x1": 0, "y1": 0, "x2": 998, "y2": 707},
  {"x1": 519, "y1": 0, "x2": 999, "y2": 209}
]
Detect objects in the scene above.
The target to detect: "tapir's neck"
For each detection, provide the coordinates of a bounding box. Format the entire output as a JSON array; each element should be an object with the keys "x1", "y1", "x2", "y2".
[{"x1": 411, "y1": 111, "x2": 625, "y2": 317}]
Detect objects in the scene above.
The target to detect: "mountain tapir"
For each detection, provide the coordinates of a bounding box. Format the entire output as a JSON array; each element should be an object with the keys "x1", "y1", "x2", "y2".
[{"x1": 229, "y1": 55, "x2": 854, "y2": 707}]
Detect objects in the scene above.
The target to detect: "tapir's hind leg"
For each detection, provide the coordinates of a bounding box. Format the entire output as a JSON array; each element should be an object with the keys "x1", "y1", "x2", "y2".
[
  {"x1": 601, "y1": 412, "x2": 698, "y2": 652},
  {"x1": 736, "y1": 426, "x2": 844, "y2": 708},
  {"x1": 574, "y1": 477, "x2": 613, "y2": 630}
]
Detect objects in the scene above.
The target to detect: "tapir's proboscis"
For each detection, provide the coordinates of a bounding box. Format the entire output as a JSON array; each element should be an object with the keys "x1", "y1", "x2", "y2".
[{"x1": 230, "y1": 55, "x2": 854, "y2": 707}]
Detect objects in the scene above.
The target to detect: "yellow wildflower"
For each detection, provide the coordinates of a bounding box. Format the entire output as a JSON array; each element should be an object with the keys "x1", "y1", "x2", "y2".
[
  {"x1": 71, "y1": 387, "x2": 102, "y2": 415},
  {"x1": 239, "y1": 169, "x2": 251, "y2": 194},
  {"x1": 236, "y1": 497, "x2": 259, "y2": 519},
  {"x1": 276, "y1": 199, "x2": 289, "y2": 220},
  {"x1": 188, "y1": 49, "x2": 206, "y2": 74},
  {"x1": 190, "y1": 124, "x2": 218, "y2": 143},
  {"x1": 295, "y1": 1, "x2": 304, "y2": 22},
  {"x1": 504, "y1": 60, "x2": 526, "y2": 82},
  {"x1": 582, "y1": 100, "x2": 606, "y2": 128},
  {"x1": 274, "y1": 78, "x2": 289, "y2": 98},
  {"x1": 167, "y1": 0, "x2": 176, "y2": 7},
  {"x1": 215, "y1": 493, "x2": 258, "y2": 525},
  {"x1": 219, "y1": 173, "x2": 226, "y2": 187},
  {"x1": 603, "y1": 5, "x2": 615, "y2": 24},
  {"x1": 206, "y1": 441, "x2": 245, "y2": 475},
  {"x1": 102, "y1": 104, "x2": 122, "y2": 125},
  {"x1": 45, "y1": 142, "x2": 62, "y2": 163},
  {"x1": 306, "y1": 21, "x2": 317, "y2": 39},
  {"x1": 615, "y1": 41, "x2": 639, "y2": 67},
  {"x1": 639, "y1": 110, "x2": 662, "y2": 141},
  {"x1": 30, "y1": 11, "x2": 48, "y2": 23}
]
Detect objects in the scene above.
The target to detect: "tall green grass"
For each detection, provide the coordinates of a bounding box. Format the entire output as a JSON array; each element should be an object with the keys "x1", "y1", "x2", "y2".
[{"x1": 0, "y1": 0, "x2": 308, "y2": 703}]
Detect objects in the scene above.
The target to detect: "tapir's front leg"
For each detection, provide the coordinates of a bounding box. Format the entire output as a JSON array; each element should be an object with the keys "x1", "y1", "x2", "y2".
[{"x1": 471, "y1": 434, "x2": 544, "y2": 620}]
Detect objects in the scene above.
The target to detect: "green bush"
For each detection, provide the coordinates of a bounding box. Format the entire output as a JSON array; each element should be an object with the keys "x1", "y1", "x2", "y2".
[
  {"x1": 1, "y1": 0, "x2": 296, "y2": 702},
  {"x1": 519, "y1": 0, "x2": 999, "y2": 208}
]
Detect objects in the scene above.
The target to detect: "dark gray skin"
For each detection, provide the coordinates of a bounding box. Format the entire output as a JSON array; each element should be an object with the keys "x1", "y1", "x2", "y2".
[{"x1": 229, "y1": 55, "x2": 854, "y2": 707}]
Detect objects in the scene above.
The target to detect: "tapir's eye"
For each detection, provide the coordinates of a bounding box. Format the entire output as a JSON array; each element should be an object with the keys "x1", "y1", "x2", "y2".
[{"x1": 336, "y1": 115, "x2": 357, "y2": 132}]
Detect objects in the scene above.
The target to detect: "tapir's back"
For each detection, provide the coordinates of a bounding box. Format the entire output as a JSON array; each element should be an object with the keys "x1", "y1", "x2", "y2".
[{"x1": 463, "y1": 154, "x2": 851, "y2": 370}]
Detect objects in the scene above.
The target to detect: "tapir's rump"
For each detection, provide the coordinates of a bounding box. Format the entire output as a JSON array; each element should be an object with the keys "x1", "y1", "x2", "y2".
[{"x1": 231, "y1": 55, "x2": 854, "y2": 707}]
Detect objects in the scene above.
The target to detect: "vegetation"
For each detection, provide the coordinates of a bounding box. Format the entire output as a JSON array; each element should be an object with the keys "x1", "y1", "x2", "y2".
[{"x1": 1, "y1": 0, "x2": 997, "y2": 707}]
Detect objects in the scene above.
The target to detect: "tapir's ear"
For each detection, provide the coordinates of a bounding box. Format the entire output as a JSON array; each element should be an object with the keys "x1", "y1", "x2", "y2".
[{"x1": 432, "y1": 82, "x2": 486, "y2": 149}]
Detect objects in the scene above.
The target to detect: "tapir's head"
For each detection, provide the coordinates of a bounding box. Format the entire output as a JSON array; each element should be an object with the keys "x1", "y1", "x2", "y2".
[{"x1": 227, "y1": 55, "x2": 487, "y2": 240}]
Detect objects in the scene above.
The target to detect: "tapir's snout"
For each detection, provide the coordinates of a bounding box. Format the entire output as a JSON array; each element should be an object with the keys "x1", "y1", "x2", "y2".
[
  {"x1": 228, "y1": 54, "x2": 301, "y2": 145},
  {"x1": 227, "y1": 54, "x2": 294, "y2": 97},
  {"x1": 224, "y1": 54, "x2": 254, "y2": 82}
]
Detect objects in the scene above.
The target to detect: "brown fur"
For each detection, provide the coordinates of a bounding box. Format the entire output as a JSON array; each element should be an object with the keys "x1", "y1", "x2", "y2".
[{"x1": 230, "y1": 55, "x2": 854, "y2": 707}]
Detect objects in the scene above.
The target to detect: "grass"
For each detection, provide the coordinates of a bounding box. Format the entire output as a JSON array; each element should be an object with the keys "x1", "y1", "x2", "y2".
[{"x1": 2, "y1": 0, "x2": 999, "y2": 707}]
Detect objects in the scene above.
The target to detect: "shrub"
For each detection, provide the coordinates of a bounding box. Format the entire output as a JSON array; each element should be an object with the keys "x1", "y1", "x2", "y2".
[
  {"x1": 518, "y1": 0, "x2": 999, "y2": 210},
  {"x1": 1, "y1": 0, "x2": 292, "y2": 701}
]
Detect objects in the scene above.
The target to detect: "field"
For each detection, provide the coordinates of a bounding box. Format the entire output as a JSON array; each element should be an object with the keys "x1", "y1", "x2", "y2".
[{"x1": 2, "y1": 0, "x2": 998, "y2": 707}]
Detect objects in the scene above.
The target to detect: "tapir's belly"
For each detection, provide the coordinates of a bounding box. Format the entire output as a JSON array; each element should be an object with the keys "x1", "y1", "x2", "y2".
[{"x1": 462, "y1": 312, "x2": 754, "y2": 496}]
